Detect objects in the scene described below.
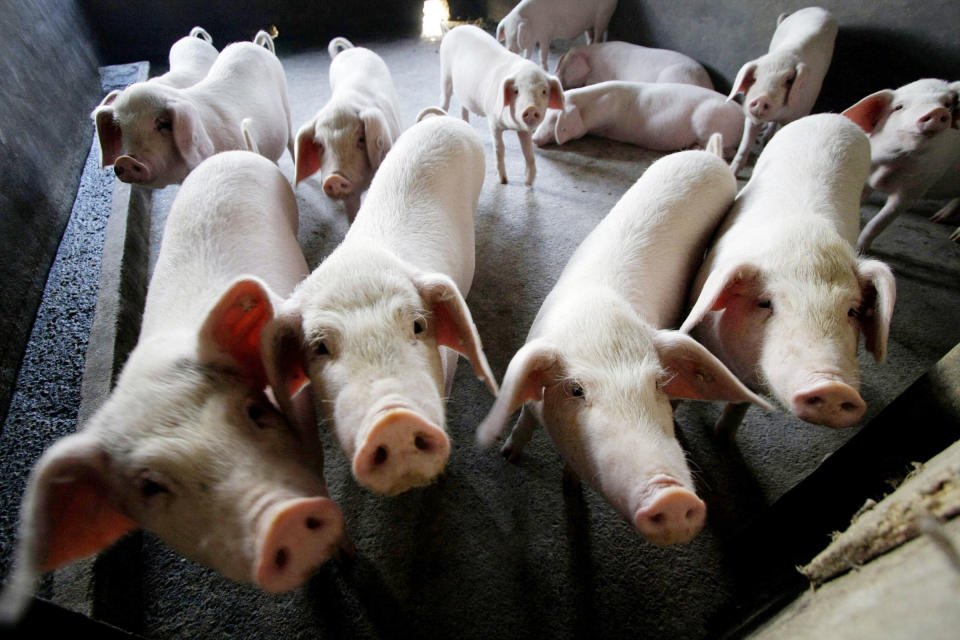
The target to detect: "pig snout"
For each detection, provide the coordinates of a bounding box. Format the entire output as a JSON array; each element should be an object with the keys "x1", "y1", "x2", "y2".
[
  {"x1": 521, "y1": 106, "x2": 543, "y2": 127},
  {"x1": 916, "y1": 107, "x2": 952, "y2": 135},
  {"x1": 633, "y1": 477, "x2": 706, "y2": 546},
  {"x1": 113, "y1": 156, "x2": 151, "y2": 184},
  {"x1": 748, "y1": 95, "x2": 773, "y2": 120},
  {"x1": 255, "y1": 496, "x2": 344, "y2": 593},
  {"x1": 790, "y1": 380, "x2": 866, "y2": 428},
  {"x1": 352, "y1": 408, "x2": 450, "y2": 495},
  {"x1": 323, "y1": 173, "x2": 354, "y2": 198}
]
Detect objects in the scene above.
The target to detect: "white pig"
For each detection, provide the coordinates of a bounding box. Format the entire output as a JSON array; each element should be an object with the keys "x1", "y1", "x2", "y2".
[
  {"x1": 440, "y1": 24, "x2": 564, "y2": 186},
  {"x1": 0, "y1": 152, "x2": 345, "y2": 622},
  {"x1": 477, "y1": 146, "x2": 770, "y2": 546},
  {"x1": 532, "y1": 81, "x2": 743, "y2": 156},
  {"x1": 680, "y1": 114, "x2": 897, "y2": 438},
  {"x1": 151, "y1": 26, "x2": 218, "y2": 89},
  {"x1": 295, "y1": 37, "x2": 403, "y2": 222},
  {"x1": 262, "y1": 116, "x2": 497, "y2": 496},
  {"x1": 842, "y1": 78, "x2": 960, "y2": 250},
  {"x1": 91, "y1": 32, "x2": 294, "y2": 188},
  {"x1": 727, "y1": 7, "x2": 838, "y2": 176},
  {"x1": 555, "y1": 41, "x2": 713, "y2": 90},
  {"x1": 496, "y1": 0, "x2": 618, "y2": 70}
]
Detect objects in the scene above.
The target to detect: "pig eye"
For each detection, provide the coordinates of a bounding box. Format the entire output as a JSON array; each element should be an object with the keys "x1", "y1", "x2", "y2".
[
  {"x1": 155, "y1": 117, "x2": 172, "y2": 132},
  {"x1": 316, "y1": 341, "x2": 329, "y2": 356},
  {"x1": 414, "y1": 321, "x2": 424, "y2": 334},
  {"x1": 564, "y1": 380, "x2": 585, "y2": 399},
  {"x1": 513, "y1": 87, "x2": 519, "y2": 96},
  {"x1": 893, "y1": 104, "x2": 903, "y2": 111},
  {"x1": 758, "y1": 299, "x2": 772, "y2": 309},
  {"x1": 357, "y1": 135, "x2": 365, "y2": 148},
  {"x1": 848, "y1": 307, "x2": 860, "y2": 319},
  {"x1": 141, "y1": 477, "x2": 170, "y2": 499},
  {"x1": 247, "y1": 404, "x2": 265, "y2": 426}
]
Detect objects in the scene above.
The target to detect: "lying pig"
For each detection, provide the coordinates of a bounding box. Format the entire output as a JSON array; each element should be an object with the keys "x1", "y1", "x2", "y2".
[
  {"x1": 91, "y1": 30, "x2": 294, "y2": 188},
  {"x1": 152, "y1": 26, "x2": 218, "y2": 88},
  {"x1": 496, "y1": 0, "x2": 618, "y2": 70},
  {"x1": 262, "y1": 115, "x2": 497, "y2": 496},
  {"x1": 477, "y1": 144, "x2": 770, "y2": 546},
  {"x1": 295, "y1": 37, "x2": 403, "y2": 222},
  {"x1": 842, "y1": 78, "x2": 960, "y2": 251},
  {"x1": 532, "y1": 81, "x2": 743, "y2": 157},
  {"x1": 0, "y1": 152, "x2": 345, "y2": 622},
  {"x1": 555, "y1": 41, "x2": 713, "y2": 90},
  {"x1": 680, "y1": 114, "x2": 897, "y2": 438},
  {"x1": 728, "y1": 7, "x2": 837, "y2": 176},
  {"x1": 440, "y1": 24, "x2": 563, "y2": 185}
]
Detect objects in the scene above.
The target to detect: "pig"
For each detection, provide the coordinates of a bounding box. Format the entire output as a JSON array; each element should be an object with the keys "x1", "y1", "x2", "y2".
[
  {"x1": 151, "y1": 26, "x2": 218, "y2": 89},
  {"x1": 727, "y1": 7, "x2": 838, "y2": 176},
  {"x1": 0, "y1": 151, "x2": 345, "y2": 623},
  {"x1": 261, "y1": 115, "x2": 497, "y2": 497},
  {"x1": 440, "y1": 24, "x2": 564, "y2": 186},
  {"x1": 842, "y1": 78, "x2": 960, "y2": 251},
  {"x1": 496, "y1": 0, "x2": 618, "y2": 71},
  {"x1": 680, "y1": 114, "x2": 897, "y2": 438},
  {"x1": 477, "y1": 144, "x2": 771, "y2": 546},
  {"x1": 91, "y1": 30, "x2": 294, "y2": 188},
  {"x1": 555, "y1": 41, "x2": 713, "y2": 90},
  {"x1": 295, "y1": 37, "x2": 403, "y2": 222},
  {"x1": 532, "y1": 80, "x2": 743, "y2": 156}
]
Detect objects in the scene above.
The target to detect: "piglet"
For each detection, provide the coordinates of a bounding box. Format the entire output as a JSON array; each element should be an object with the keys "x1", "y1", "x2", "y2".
[
  {"x1": 497, "y1": 0, "x2": 617, "y2": 70},
  {"x1": 440, "y1": 24, "x2": 563, "y2": 186},
  {"x1": 727, "y1": 7, "x2": 837, "y2": 176},
  {"x1": 680, "y1": 114, "x2": 897, "y2": 438},
  {"x1": 262, "y1": 115, "x2": 497, "y2": 496},
  {"x1": 151, "y1": 26, "x2": 218, "y2": 89},
  {"x1": 0, "y1": 151, "x2": 345, "y2": 622},
  {"x1": 295, "y1": 37, "x2": 403, "y2": 222},
  {"x1": 555, "y1": 41, "x2": 713, "y2": 90},
  {"x1": 91, "y1": 30, "x2": 294, "y2": 188},
  {"x1": 532, "y1": 80, "x2": 743, "y2": 156},
  {"x1": 842, "y1": 78, "x2": 960, "y2": 250},
  {"x1": 478, "y1": 144, "x2": 769, "y2": 546}
]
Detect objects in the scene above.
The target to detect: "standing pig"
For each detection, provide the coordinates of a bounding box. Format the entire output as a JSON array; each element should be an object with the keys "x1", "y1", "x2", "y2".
[
  {"x1": 153, "y1": 26, "x2": 218, "y2": 89},
  {"x1": 262, "y1": 115, "x2": 497, "y2": 496},
  {"x1": 680, "y1": 114, "x2": 897, "y2": 438},
  {"x1": 496, "y1": 0, "x2": 618, "y2": 70},
  {"x1": 532, "y1": 81, "x2": 743, "y2": 157},
  {"x1": 91, "y1": 31, "x2": 294, "y2": 188},
  {"x1": 842, "y1": 78, "x2": 960, "y2": 251},
  {"x1": 555, "y1": 41, "x2": 713, "y2": 90},
  {"x1": 0, "y1": 152, "x2": 345, "y2": 622},
  {"x1": 295, "y1": 37, "x2": 403, "y2": 222},
  {"x1": 727, "y1": 7, "x2": 837, "y2": 176},
  {"x1": 477, "y1": 145, "x2": 771, "y2": 546},
  {"x1": 440, "y1": 24, "x2": 564, "y2": 185}
]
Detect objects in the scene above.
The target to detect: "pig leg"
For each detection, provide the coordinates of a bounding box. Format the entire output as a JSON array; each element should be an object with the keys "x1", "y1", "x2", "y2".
[
  {"x1": 538, "y1": 42, "x2": 549, "y2": 71},
  {"x1": 930, "y1": 198, "x2": 959, "y2": 223},
  {"x1": 500, "y1": 405, "x2": 540, "y2": 461},
  {"x1": 462, "y1": 107, "x2": 470, "y2": 123},
  {"x1": 562, "y1": 463, "x2": 582, "y2": 494},
  {"x1": 491, "y1": 124, "x2": 508, "y2": 184},
  {"x1": 517, "y1": 130, "x2": 536, "y2": 186},
  {"x1": 858, "y1": 193, "x2": 905, "y2": 252},
  {"x1": 730, "y1": 118, "x2": 762, "y2": 177},
  {"x1": 950, "y1": 226, "x2": 960, "y2": 243},
  {"x1": 714, "y1": 402, "x2": 750, "y2": 443}
]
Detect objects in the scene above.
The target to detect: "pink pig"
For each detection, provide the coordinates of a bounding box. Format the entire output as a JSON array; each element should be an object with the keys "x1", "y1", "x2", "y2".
[
  {"x1": 555, "y1": 41, "x2": 713, "y2": 90},
  {"x1": 150, "y1": 26, "x2": 218, "y2": 89}
]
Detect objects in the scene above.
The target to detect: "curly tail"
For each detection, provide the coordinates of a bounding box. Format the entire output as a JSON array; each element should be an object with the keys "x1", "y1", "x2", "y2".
[
  {"x1": 328, "y1": 37, "x2": 354, "y2": 59},
  {"x1": 253, "y1": 28, "x2": 277, "y2": 54},
  {"x1": 189, "y1": 26, "x2": 213, "y2": 43}
]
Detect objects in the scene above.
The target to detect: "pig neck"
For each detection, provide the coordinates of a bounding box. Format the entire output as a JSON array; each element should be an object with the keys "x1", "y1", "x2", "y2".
[{"x1": 571, "y1": 82, "x2": 634, "y2": 137}]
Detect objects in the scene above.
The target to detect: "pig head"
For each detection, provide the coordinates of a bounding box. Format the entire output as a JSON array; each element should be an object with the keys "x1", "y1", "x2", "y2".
[
  {"x1": 495, "y1": 63, "x2": 565, "y2": 133},
  {"x1": 532, "y1": 102, "x2": 584, "y2": 146}
]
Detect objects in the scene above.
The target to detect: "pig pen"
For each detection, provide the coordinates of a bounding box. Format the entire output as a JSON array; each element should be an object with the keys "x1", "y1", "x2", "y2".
[{"x1": 2, "y1": 5, "x2": 960, "y2": 640}]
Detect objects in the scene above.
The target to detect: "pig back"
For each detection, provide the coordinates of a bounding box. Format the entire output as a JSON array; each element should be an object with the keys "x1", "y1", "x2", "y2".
[{"x1": 140, "y1": 151, "x2": 306, "y2": 338}]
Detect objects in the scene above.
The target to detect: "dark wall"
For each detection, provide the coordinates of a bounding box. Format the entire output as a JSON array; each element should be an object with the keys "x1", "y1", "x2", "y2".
[{"x1": 0, "y1": 0, "x2": 101, "y2": 428}]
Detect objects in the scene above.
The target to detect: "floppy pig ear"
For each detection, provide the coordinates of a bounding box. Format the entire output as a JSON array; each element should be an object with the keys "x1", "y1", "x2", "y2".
[
  {"x1": 93, "y1": 107, "x2": 123, "y2": 168},
  {"x1": 198, "y1": 277, "x2": 276, "y2": 388},
  {"x1": 728, "y1": 62, "x2": 757, "y2": 101},
  {"x1": 361, "y1": 108, "x2": 391, "y2": 171},
  {"x1": 856, "y1": 259, "x2": 896, "y2": 363},
  {"x1": 548, "y1": 76, "x2": 565, "y2": 109},
  {"x1": 260, "y1": 306, "x2": 310, "y2": 430},
  {"x1": 498, "y1": 76, "x2": 515, "y2": 116},
  {"x1": 653, "y1": 330, "x2": 772, "y2": 409},
  {"x1": 785, "y1": 62, "x2": 808, "y2": 107},
  {"x1": 295, "y1": 121, "x2": 323, "y2": 185},
  {"x1": 679, "y1": 262, "x2": 762, "y2": 334},
  {"x1": 170, "y1": 100, "x2": 214, "y2": 170},
  {"x1": 476, "y1": 339, "x2": 561, "y2": 447},
  {"x1": 842, "y1": 90, "x2": 895, "y2": 134},
  {"x1": 414, "y1": 273, "x2": 498, "y2": 395},
  {"x1": 556, "y1": 50, "x2": 589, "y2": 86}
]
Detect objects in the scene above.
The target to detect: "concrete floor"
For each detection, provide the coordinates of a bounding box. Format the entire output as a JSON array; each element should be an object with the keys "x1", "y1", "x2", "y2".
[{"x1": 3, "y1": 32, "x2": 960, "y2": 639}]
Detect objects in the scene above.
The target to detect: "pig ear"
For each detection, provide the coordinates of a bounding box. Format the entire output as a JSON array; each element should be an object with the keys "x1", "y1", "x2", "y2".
[
  {"x1": 653, "y1": 330, "x2": 773, "y2": 409},
  {"x1": 547, "y1": 75, "x2": 565, "y2": 110},
  {"x1": 842, "y1": 90, "x2": 895, "y2": 134},
  {"x1": 361, "y1": 108, "x2": 391, "y2": 172},
  {"x1": 414, "y1": 273, "x2": 498, "y2": 395},
  {"x1": 496, "y1": 21, "x2": 505, "y2": 42},
  {"x1": 679, "y1": 262, "x2": 762, "y2": 334},
  {"x1": 170, "y1": 100, "x2": 214, "y2": 170},
  {"x1": 498, "y1": 76, "x2": 516, "y2": 116},
  {"x1": 785, "y1": 62, "x2": 808, "y2": 107},
  {"x1": 556, "y1": 50, "x2": 588, "y2": 86},
  {"x1": 856, "y1": 258, "x2": 896, "y2": 363},
  {"x1": 476, "y1": 339, "x2": 561, "y2": 447},
  {"x1": 198, "y1": 277, "x2": 276, "y2": 388},
  {"x1": 728, "y1": 62, "x2": 757, "y2": 101},
  {"x1": 948, "y1": 82, "x2": 960, "y2": 128},
  {"x1": 93, "y1": 107, "x2": 123, "y2": 168},
  {"x1": 260, "y1": 304, "x2": 310, "y2": 429},
  {"x1": 295, "y1": 121, "x2": 323, "y2": 185}
]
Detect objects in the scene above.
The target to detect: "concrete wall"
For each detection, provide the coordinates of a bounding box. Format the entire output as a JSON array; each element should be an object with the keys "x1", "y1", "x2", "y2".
[{"x1": 0, "y1": 1, "x2": 101, "y2": 427}]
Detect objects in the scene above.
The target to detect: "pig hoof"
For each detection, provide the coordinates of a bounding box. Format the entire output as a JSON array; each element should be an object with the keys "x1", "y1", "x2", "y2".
[{"x1": 499, "y1": 175, "x2": 508, "y2": 185}]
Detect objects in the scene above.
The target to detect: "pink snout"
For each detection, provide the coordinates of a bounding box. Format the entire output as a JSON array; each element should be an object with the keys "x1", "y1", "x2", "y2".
[
  {"x1": 352, "y1": 408, "x2": 450, "y2": 496},
  {"x1": 634, "y1": 481, "x2": 706, "y2": 546},
  {"x1": 521, "y1": 106, "x2": 542, "y2": 127},
  {"x1": 113, "y1": 156, "x2": 151, "y2": 184},
  {"x1": 323, "y1": 174, "x2": 353, "y2": 198},
  {"x1": 748, "y1": 96, "x2": 772, "y2": 119},
  {"x1": 916, "y1": 107, "x2": 951, "y2": 134},
  {"x1": 791, "y1": 381, "x2": 866, "y2": 428},
  {"x1": 255, "y1": 496, "x2": 344, "y2": 593}
]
